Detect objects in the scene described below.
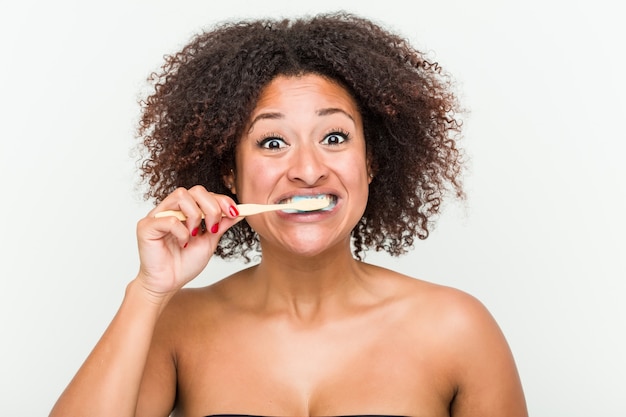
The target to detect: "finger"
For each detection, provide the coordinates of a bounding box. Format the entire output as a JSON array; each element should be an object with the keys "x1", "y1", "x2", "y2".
[
  {"x1": 150, "y1": 187, "x2": 205, "y2": 235},
  {"x1": 187, "y1": 186, "x2": 239, "y2": 228},
  {"x1": 138, "y1": 214, "x2": 191, "y2": 248},
  {"x1": 213, "y1": 214, "x2": 245, "y2": 235}
]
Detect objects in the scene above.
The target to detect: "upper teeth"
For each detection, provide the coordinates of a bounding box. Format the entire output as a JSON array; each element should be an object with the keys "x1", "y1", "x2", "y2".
[
  {"x1": 282, "y1": 194, "x2": 332, "y2": 204},
  {"x1": 279, "y1": 194, "x2": 337, "y2": 212}
]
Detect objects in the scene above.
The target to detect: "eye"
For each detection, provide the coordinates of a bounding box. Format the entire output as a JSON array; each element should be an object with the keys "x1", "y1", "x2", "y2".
[
  {"x1": 257, "y1": 136, "x2": 288, "y2": 150},
  {"x1": 321, "y1": 130, "x2": 349, "y2": 146}
]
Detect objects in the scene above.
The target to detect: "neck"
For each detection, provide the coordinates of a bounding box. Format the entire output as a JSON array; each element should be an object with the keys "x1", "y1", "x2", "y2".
[{"x1": 249, "y1": 240, "x2": 371, "y2": 322}]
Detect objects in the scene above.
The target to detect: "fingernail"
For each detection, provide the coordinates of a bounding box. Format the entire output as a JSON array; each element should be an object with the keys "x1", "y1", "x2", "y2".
[
  {"x1": 184, "y1": 242, "x2": 188, "y2": 248},
  {"x1": 191, "y1": 227, "x2": 199, "y2": 237},
  {"x1": 229, "y1": 205, "x2": 239, "y2": 217},
  {"x1": 210, "y1": 223, "x2": 219, "y2": 233}
]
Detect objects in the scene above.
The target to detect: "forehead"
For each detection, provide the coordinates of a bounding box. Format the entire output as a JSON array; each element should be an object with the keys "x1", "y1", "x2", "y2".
[{"x1": 250, "y1": 74, "x2": 361, "y2": 119}]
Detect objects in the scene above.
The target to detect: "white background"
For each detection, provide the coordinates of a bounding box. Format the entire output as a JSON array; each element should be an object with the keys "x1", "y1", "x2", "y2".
[{"x1": 1, "y1": 1, "x2": 624, "y2": 415}]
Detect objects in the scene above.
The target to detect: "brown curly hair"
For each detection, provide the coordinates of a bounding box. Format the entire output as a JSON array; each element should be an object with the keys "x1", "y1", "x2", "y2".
[{"x1": 137, "y1": 11, "x2": 465, "y2": 261}]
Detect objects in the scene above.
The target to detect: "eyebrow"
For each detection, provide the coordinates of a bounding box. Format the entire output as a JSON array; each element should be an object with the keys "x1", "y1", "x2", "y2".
[
  {"x1": 248, "y1": 107, "x2": 355, "y2": 131},
  {"x1": 317, "y1": 107, "x2": 355, "y2": 122}
]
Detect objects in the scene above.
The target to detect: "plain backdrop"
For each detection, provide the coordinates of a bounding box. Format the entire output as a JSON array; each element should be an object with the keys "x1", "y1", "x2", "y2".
[{"x1": 0, "y1": 1, "x2": 624, "y2": 415}]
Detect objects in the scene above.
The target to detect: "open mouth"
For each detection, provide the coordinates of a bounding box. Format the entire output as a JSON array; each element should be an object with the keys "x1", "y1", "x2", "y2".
[{"x1": 279, "y1": 194, "x2": 338, "y2": 213}]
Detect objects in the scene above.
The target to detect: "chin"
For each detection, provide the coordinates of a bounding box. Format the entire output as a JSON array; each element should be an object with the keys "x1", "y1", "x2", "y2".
[{"x1": 262, "y1": 232, "x2": 351, "y2": 259}]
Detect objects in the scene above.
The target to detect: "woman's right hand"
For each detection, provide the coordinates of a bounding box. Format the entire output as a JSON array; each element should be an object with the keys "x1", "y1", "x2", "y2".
[{"x1": 133, "y1": 185, "x2": 242, "y2": 303}]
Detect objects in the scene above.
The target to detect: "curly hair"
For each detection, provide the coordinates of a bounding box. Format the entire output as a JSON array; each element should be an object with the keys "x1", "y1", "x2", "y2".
[{"x1": 137, "y1": 11, "x2": 465, "y2": 261}]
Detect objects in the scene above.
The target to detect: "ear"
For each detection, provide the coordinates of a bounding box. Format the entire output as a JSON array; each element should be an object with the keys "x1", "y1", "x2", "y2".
[
  {"x1": 223, "y1": 169, "x2": 237, "y2": 194},
  {"x1": 366, "y1": 151, "x2": 377, "y2": 184}
]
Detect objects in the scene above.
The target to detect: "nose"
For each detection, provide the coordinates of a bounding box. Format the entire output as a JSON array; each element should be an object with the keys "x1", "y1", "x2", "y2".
[{"x1": 287, "y1": 143, "x2": 329, "y2": 186}]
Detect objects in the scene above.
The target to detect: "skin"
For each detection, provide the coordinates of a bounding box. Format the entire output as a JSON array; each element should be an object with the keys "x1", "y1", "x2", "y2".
[{"x1": 49, "y1": 75, "x2": 528, "y2": 417}]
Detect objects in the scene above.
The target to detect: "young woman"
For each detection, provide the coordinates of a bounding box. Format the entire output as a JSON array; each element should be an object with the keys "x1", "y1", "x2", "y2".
[{"x1": 50, "y1": 12, "x2": 528, "y2": 417}]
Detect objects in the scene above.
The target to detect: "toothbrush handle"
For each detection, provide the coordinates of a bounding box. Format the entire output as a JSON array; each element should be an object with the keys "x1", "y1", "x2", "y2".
[{"x1": 154, "y1": 203, "x2": 285, "y2": 221}]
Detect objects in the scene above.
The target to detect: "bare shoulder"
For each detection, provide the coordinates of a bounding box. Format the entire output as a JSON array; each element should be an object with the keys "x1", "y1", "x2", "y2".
[
  {"x1": 155, "y1": 268, "x2": 254, "y2": 334},
  {"x1": 407, "y1": 277, "x2": 500, "y2": 338},
  {"x1": 365, "y1": 263, "x2": 496, "y2": 333},
  {"x1": 368, "y1": 265, "x2": 528, "y2": 416}
]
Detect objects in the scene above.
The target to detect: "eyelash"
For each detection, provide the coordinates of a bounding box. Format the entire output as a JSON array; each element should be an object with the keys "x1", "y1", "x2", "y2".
[
  {"x1": 256, "y1": 133, "x2": 287, "y2": 150},
  {"x1": 255, "y1": 128, "x2": 352, "y2": 149},
  {"x1": 322, "y1": 128, "x2": 351, "y2": 145}
]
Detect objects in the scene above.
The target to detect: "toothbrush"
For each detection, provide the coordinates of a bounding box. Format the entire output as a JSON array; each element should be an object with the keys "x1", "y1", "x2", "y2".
[{"x1": 154, "y1": 196, "x2": 331, "y2": 221}]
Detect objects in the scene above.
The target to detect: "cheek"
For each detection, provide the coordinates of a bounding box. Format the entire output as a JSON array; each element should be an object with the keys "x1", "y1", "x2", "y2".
[
  {"x1": 344, "y1": 156, "x2": 370, "y2": 184},
  {"x1": 336, "y1": 161, "x2": 370, "y2": 201},
  {"x1": 236, "y1": 158, "x2": 280, "y2": 200}
]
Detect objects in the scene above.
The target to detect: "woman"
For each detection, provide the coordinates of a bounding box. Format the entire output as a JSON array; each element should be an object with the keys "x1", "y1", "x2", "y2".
[{"x1": 50, "y1": 12, "x2": 528, "y2": 417}]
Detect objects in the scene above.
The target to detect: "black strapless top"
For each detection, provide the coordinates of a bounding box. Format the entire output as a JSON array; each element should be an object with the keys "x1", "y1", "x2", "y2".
[{"x1": 206, "y1": 415, "x2": 406, "y2": 417}]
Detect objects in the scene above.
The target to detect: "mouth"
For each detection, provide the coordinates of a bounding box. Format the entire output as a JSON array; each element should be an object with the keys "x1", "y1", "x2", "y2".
[{"x1": 278, "y1": 194, "x2": 338, "y2": 213}]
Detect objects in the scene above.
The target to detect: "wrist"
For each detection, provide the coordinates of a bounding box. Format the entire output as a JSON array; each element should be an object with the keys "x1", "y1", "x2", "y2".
[{"x1": 126, "y1": 277, "x2": 177, "y2": 313}]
